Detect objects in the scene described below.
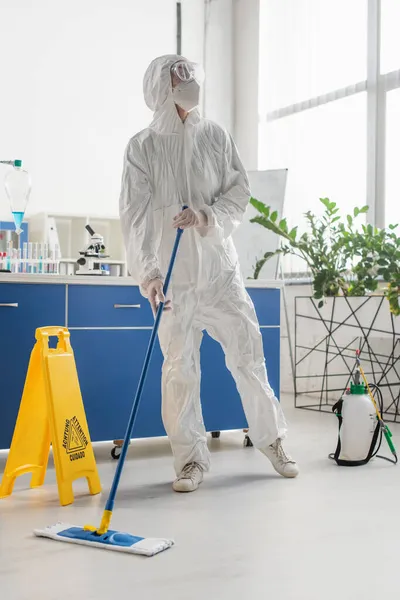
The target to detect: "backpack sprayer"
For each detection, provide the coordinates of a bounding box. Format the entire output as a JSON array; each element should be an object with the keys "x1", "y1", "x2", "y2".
[{"x1": 330, "y1": 350, "x2": 397, "y2": 466}]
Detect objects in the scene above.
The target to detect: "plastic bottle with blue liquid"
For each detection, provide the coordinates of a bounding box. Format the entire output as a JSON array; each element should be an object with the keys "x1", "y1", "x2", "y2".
[{"x1": 4, "y1": 159, "x2": 31, "y2": 234}]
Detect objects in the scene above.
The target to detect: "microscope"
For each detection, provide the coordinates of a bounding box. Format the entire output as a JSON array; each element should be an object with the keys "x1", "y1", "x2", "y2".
[{"x1": 76, "y1": 225, "x2": 109, "y2": 276}]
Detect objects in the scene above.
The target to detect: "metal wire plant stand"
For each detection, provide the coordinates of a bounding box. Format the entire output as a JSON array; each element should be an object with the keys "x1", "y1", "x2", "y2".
[{"x1": 294, "y1": 295, "x2": 400, "y2": 421}]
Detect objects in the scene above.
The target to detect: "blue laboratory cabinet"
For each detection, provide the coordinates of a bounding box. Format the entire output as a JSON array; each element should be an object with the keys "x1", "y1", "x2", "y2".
[{"x1": 0, "y1": 280, "x2": 280, "y2": 449}]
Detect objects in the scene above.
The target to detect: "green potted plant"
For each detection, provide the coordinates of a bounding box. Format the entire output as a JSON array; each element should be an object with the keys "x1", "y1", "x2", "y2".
[{"x1": 249, "y1": 197, "x2": 400, "y2": 316}]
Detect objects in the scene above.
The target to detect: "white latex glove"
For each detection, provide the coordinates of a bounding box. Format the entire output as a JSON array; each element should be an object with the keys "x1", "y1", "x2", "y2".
[
  {"x1": 173, "y1": 207, "x2": 207, "y2": 230},
  {"x1": 146, "y1": 278, "x2": 172, "y2": 316}
]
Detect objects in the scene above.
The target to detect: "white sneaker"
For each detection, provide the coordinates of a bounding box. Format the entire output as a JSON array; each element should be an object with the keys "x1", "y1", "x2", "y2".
[
  {"x1": 261, "y1": 439, "x2": 299, "y2": 478},
  {"x1": 172, "y1": 462, "x2": 204, "y2": 493}
]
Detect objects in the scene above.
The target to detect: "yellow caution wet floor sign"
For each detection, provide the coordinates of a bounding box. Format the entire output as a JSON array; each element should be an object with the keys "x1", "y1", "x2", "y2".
[{"x1": 0, "y1": 327, "x2": 101, "y2": 506}]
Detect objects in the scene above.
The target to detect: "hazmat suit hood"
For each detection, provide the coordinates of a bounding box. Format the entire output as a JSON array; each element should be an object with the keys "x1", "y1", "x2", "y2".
[{"x1": 143, "y1": 54, "x2": 201, "y2": 133}]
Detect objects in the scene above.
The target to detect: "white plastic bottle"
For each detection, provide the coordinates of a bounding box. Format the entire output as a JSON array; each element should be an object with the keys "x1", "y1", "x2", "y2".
[
  {"x1": 4, "y1": 160, "x2": 31, "y2": 234},
  {"x1": 340, "y1": 383, "x2": 377, "y2": 461}
]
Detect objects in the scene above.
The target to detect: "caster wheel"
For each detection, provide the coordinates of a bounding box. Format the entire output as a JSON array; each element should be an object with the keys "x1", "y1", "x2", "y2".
[
  {"x1": 243, "y1": 435, "x2": 253, "y2": 448},
  {"x1": 211, "y1": 431, "x2": 221, "y2": 439},
  {"x1": 111, "y1": 446, "x2": 121, "y2": 460}
]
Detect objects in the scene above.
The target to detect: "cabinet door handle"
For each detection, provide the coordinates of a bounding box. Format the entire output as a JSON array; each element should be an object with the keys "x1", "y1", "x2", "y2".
[
  {"x1": 0, "y1": 303, "x2": 18, "y2": 308},
  {"x1": 113, "y1": 304, "x2": 141, "y2": 309}
]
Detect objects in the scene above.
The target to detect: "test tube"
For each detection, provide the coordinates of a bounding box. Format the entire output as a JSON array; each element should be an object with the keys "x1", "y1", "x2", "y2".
[
  {"x1": 9, "y1": 249, "x2": 12, "y2": 273},
  {"x1": 10, "y1": 248, "x2": 15, "y2": 273},
  {"x1": 43, "y1": 243, "x2": 48, "y2": 274},
  {"x1": 54, "y1": 244, "x2": 60, "y2": 275},
  {"x1": 48, "y1": 246, "x2": 54, "y2": 274},
  {"x1": 7, "y1": 241, "x2": 13, "y2": 271},
  {"x1": 33, "y1": 243, "x2": 38, "y2": 274},
  {"x1": 28, "y1": 242, "x2": 33, "y2": 274},
  {"x1": 23, "y1": 242, "x2": 28, "y2": 274},
  {"x1": 38, "y1": 242, "x2": 43, "y2": 274}
]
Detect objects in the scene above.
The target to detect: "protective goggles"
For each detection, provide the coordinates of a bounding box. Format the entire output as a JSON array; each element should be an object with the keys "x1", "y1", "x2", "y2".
[{"x1": 171, "y1": 60, "x2": 204, "y2": 84}]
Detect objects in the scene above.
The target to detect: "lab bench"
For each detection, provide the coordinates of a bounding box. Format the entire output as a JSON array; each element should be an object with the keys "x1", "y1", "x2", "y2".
[{"x1": 0, "y1": 275, "x2": 281, "y2": 450}]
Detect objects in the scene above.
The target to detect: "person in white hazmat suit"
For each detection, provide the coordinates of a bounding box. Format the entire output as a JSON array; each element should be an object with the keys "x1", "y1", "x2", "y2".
[{"x1": 119, "y1": 54, "x2": 299, "y2": 492}]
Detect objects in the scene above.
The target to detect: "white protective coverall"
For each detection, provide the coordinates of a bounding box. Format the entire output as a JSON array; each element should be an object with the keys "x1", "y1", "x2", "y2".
[{"x1": 119, "y1": 55, "x2": 287, "y2": 475}]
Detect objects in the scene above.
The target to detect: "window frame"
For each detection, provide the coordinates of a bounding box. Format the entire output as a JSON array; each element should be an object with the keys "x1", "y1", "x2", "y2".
[{"x1": 259, "y1": 0, "x2": 400, "y2": 229}]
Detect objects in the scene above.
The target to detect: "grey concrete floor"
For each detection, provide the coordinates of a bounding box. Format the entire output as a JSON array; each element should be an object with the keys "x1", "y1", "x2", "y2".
[{"x1": 1, "y1": 398, "x2": 400, "y2": 600}]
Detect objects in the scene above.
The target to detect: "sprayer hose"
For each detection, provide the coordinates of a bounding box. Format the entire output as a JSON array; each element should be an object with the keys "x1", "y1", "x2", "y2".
[{"x1": 369, "y1": 384, "x2": 398, "y2": 465}]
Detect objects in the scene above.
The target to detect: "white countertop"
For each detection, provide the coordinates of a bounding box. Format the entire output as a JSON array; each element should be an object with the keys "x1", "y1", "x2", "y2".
[{"x1": 0, "y1": 273, "x2": 282, "y2": 288}]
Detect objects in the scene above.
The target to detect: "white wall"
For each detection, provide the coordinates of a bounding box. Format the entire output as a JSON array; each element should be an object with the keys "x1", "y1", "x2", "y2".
[
  {"x1": 203, "y1": 0, "x2": 234, "y2": 132},
  {"x1": 200, "y1": 0, "x2": 260, "y2": 160},
  {"x1": 181, "y1": 0, "x2": 205, "y2": 65},
  {"x1": 233, "y1": 0, "x2": 260, "y2": 170},
  {"x1": 0, "y1": 0, "x2": 183, "y2": 220},
  {"x1": 0, "y1": 0, "x2": 260, "y2": 223}
]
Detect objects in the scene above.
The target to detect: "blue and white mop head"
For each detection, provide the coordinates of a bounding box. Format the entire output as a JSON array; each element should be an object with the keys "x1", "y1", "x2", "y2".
[{"x1": 34, "y1": 523, "x2": 174, "y2": 556}]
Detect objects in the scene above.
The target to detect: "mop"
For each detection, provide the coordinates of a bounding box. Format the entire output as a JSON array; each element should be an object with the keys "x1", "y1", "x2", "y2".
[{"x1": 34, "y1": 211, "x2": 187, "y2": 556}]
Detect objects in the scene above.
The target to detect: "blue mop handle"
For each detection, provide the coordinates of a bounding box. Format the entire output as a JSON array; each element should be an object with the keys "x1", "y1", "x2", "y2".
[{"x1": 104, "y1": 206, "x2": 187, "y2": 512}]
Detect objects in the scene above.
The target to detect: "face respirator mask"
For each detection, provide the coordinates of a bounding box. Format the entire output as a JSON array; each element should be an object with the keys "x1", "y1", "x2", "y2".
[
  {"x1": 172, "y1": 80, "x2": 201, "y2": 112},
  {"x1": 170, "y1": 60, "x2": 203, "y2": 112}
]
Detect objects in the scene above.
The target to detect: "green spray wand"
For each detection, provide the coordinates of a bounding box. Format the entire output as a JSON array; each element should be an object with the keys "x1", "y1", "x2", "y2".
[{"x1": 355, "y1": 350, "x2": 397, "y2": 464}]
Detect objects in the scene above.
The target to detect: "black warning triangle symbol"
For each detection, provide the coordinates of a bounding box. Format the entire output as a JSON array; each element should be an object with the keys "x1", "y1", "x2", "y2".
[{"x1": 66, "y1": 419, "x2": 86, "y2": 454}]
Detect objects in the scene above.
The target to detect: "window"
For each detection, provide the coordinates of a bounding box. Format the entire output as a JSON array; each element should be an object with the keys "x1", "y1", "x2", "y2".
[
  {"x1": 259, "y1": 94, "x2": 367, "y2": 225},
  {"x1": 385, "y1": 89, "x2": 400, "y2": 226},
  {"x1": 259, "y1": 0, "x2": 367, "y2": 114},
  {"x1": 258, "y1": 0, "x2": 400, "y2": 275}
]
